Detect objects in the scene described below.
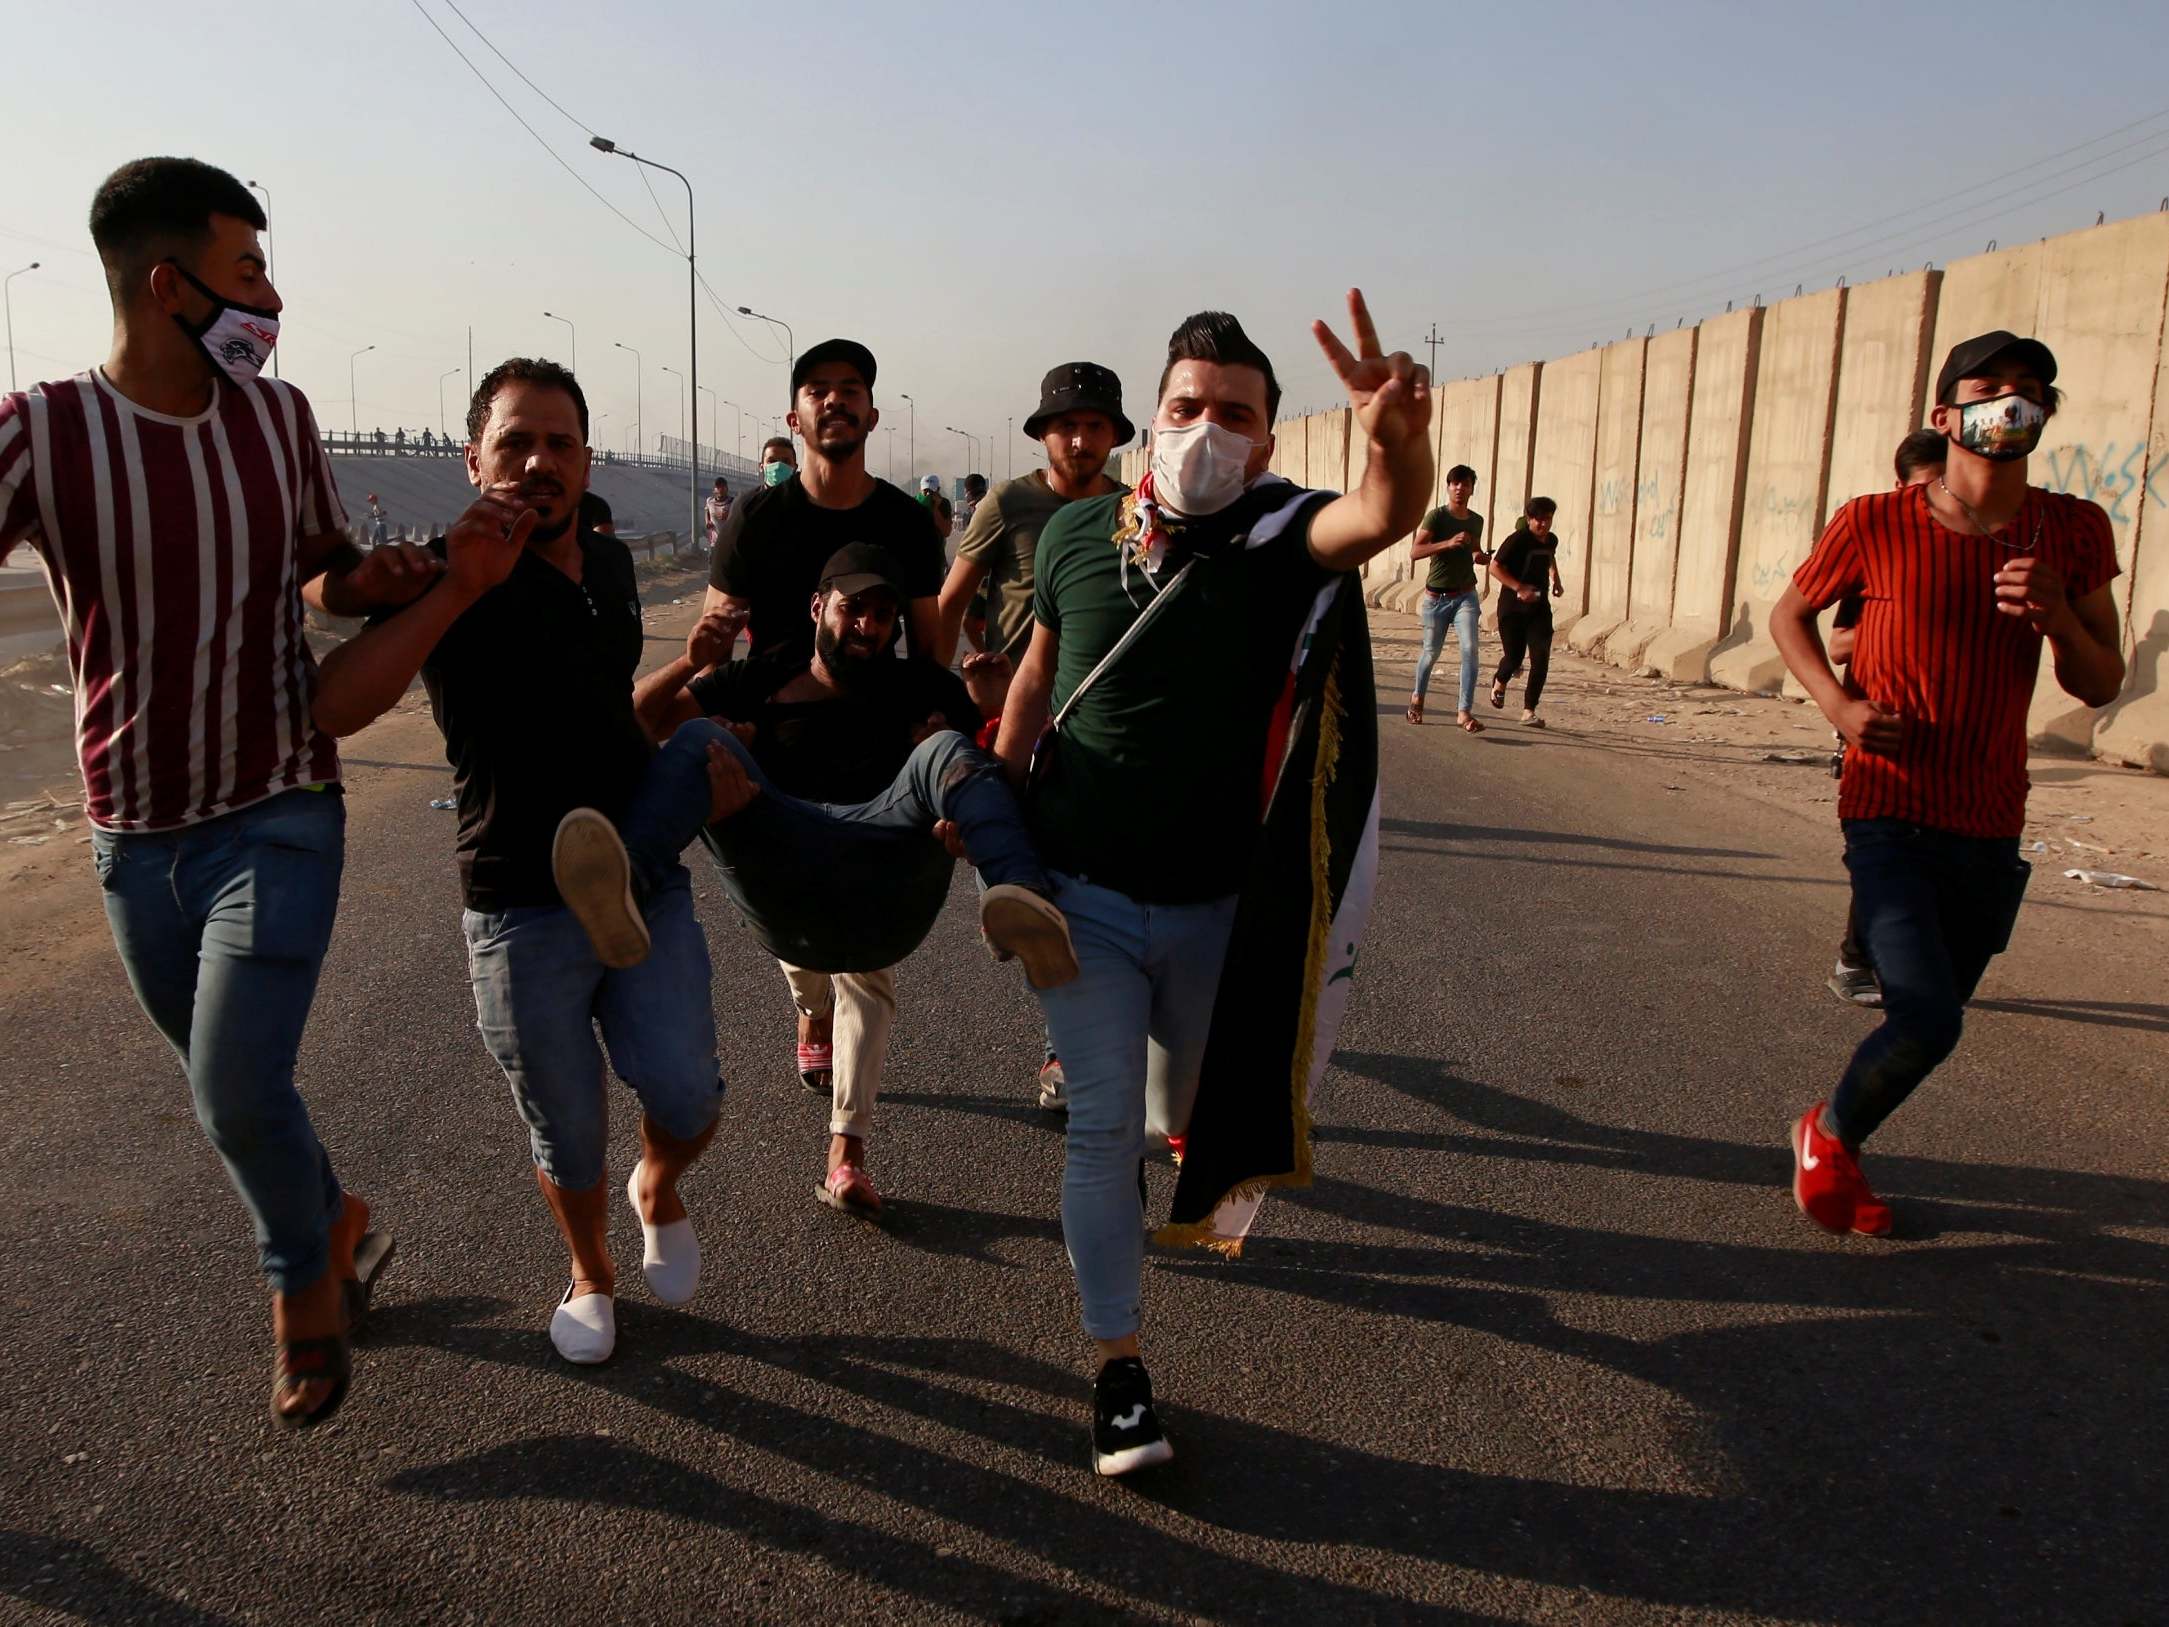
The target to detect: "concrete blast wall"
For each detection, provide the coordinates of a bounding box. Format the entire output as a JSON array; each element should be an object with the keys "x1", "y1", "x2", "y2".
[
  {"x1": 1529, "y1": 348, "x2": 1604, "y2": 635},
  {"x1": 1644, "y1": 307, "x2": 1761, "y2": 682},
  {"x1": 1570, "y1": 338, "x2": 1647, "y2": 655},
  {"x1": 2095, "y1": 332, "x2": 2169, "y2": 771},
  {"x1": 1269, "y1": 415, "x2": 1307, "y2": 483},
  {"x1": 1608, "y1": 327, "x2": 1696, "y2": 669},
  {"x1": 1711, "y1": 288, "x2": 1845, "y2": 693},
  {"x1": 1492, "y1": 364, "x2": 1542, "y2": 529},
  {"x1": 1307, "y1": 408, "x2": 1351, "y2": 493}
]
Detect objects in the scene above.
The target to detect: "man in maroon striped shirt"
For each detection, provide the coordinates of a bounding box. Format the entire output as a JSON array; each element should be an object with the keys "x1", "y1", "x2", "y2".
[
  {"x1": 0, "y1": 158, "x2": 437, "y2": 1426},
  {"x1": 1771, "y1": 332, "x2": 2126, "y2": 1237}
]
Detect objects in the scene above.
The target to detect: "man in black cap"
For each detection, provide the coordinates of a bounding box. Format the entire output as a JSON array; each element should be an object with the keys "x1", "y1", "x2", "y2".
[
  {"x1": 622, "y1": 542, "x2": 1075, "y2": 1214},
  {"x1": 696, "y1": 339, "x2": 944, "y2": 666},
  {"x1": 1771, "y1": 329, "x2": 2125, "y2": 1238},
  {"x1": 937, "y1": 362, "x2": 1133, "y2": 667}
]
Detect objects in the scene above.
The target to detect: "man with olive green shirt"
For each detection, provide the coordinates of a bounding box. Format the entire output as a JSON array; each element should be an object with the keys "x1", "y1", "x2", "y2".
[{"x1": 1406, "y1": 462, "x2": 1486, "y2": 729}]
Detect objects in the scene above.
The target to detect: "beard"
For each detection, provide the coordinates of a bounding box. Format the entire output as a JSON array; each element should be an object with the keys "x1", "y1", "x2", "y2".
[
  {"x1": 1047, "y1": 444, "x2": 1109, "y2": 489},
  {"x1": 812, "y1": 412, "x2": 867, "y2": 459},
  {"x1": 815, "y1": 619, "x2": 885, "y2": 686}
]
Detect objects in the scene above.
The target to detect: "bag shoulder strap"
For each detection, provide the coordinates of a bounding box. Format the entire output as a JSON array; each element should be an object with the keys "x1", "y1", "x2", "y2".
[{"x1": 1048, "y1": 558, "x2": 1195, "y2": 733}]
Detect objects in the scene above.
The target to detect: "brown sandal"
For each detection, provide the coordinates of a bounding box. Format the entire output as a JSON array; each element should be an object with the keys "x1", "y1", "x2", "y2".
[
  {"x1": 1460, "y1": 715, "x2": 1485, "y2": 733},
  {"x1": 271, "y1": 1332, "x2": 351, "y2": 1429},
  {"x1": 1405, "y1": 698, "x2": 1424, "y2": 725}
]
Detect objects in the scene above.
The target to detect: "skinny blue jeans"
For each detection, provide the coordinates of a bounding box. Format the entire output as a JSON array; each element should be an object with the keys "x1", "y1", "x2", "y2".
[
  {"x1": 1414, "y1": 589, "x2": 1482, "y2": 711},
  {"x1": 1034, "y1": 872, "x2": 1239, "y2": 1340},
  {"x1": 90, "y1": 788, "x2": 346, "y2": 1293}
]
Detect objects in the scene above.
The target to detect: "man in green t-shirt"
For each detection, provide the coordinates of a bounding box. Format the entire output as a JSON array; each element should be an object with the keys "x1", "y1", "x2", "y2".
[
  {"x1": 993, "y1": 293, "x2": 1433, "y2": 1478},
  {"x1": 1406, "y1": 462, "x2": 1488, "y2": 728},
  {"x1": 936, "y1": 362, "x2": 1133, "y2": 666}
]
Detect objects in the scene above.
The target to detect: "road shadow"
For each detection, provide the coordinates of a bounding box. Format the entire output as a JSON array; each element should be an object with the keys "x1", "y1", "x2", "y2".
[
  {"x1": 1380, "y1": 817, "x2": 1770, "y2": 861},
  {"x1": 0, "y1": 1532, "x2": 240, "y2": 1626},
  {"x1": 1970, "y1": 996, "x2": 2169, "y2": 1034}
]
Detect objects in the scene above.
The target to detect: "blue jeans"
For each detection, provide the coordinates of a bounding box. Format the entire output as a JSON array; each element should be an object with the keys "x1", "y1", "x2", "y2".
[
  {"x1": 1034, "y1": 872, "x2": 1239, "y2": 1340},
  {"x1": 91, "y1": 787, "x2": 347, "y2": 1294},
  {"x1": 1831, "y1": 819, "x2": 2030, "y2": 1146},
  {"x1": 624, "y1": 719, "x2": 1052, "y2": 975},
  {"x1": 464, "y1": 865, "x2": 722, "y2": 1192},
  {"x1": 1414, "y1": 588, "x2": 1482, "y2": 711}
]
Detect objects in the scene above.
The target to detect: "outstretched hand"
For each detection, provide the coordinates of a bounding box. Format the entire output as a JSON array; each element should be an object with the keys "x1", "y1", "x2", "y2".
[
  {"x1": 1312, "y1": 288, "x2": 1430, "y2": 455},
  {"x1": 444, "y1": 485, "x2": 536, "y2": 598}
]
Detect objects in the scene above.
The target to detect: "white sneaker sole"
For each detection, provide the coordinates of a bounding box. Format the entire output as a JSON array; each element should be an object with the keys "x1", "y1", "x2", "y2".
[
  {"x1": 1094, "y1": 1436, "x2": 1174, "y2": 1477},
  {"x1": 981, "y1": 885, "x2": 1079, "y2": 990},
  {"x1": 553, "y1": 809, "x2": 650, "y2": 969}
]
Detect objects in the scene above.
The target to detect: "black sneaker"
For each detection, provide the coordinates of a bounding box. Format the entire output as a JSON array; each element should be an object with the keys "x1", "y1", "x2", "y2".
[{"x1": 1091, "y1": 1357, "x2": 1173, "y2": 1477}]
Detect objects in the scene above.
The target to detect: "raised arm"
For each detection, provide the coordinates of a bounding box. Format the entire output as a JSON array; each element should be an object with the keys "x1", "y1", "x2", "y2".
[
  {"x1": 1304, "y1": 289, "x2": 1435, "y2": 571},
  {"x1": 935, "y1": 552, "x2": 991, "y2": 667}
]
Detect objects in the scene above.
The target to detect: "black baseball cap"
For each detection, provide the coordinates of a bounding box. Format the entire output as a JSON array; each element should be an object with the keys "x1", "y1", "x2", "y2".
[
  {"x1": 792, "y1": 338, "x2": 877, "y2": 397},
  {"x1": 1024, "y1": 361, "x2": 1133, "y2": 444},
  {"x1": 1935, "y1": 330, "x2": 2058, "y2": 406},
  {"x1": 818, "y1": 542, "x2": 904, "y2": 598}
]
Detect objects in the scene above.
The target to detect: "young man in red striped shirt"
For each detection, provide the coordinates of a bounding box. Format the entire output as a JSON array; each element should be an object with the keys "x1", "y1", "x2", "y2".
[
  {"x1": 1771, "y1": 332, "x2": 2126, "y2": 1235},
  {"x1": 0, "y1": 159, "x2": 437, "y2": 1426}
]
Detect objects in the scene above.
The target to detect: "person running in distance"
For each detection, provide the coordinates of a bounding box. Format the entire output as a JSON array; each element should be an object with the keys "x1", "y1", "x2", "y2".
[
  {"x1": 1407, "y1": 462, "x2": 1487, "y2": 730},
  {"x1": 0, "y1": 157, "x2": 435, "y2": 1426},
  {"x1": 1824, "y1": 427, "x2": 1947, "y2": 1008},
  {"x1": 1487, "y1": 496, "x2": 1565, "y2": 726},
  {"x1": 1771, "y1": 332, "x2": 2123, "y2": 1237}
]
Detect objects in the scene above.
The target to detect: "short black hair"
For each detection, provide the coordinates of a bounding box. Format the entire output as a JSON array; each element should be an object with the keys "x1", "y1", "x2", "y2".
[
  {"x1": 1446, "y1": 464, "x2": 1478, "y2": 485},
  {"x1": 88, "y1": 157, "x2": 265, "y2": 303},
  {"x1": 1893, "y1": 428, "x2": 1946, "y2": 483},
  {"x1": 1525, "y1": 495, "x2": 1558, "y2": 520},
  {"x1": 964, "y1": 473, "x2": 986, "y2": 497},
  {"x1": 1157, "y1": 310, "x2": 1282, "y2": 421},
  {"x1": 466, "y1": 357, "x2": 589, "y2": 445},
  {"x1": 712, "y1": 476, "x2": 728, "y2": 489},
  {"x1": 761, "y1": 435, "x2": 795, "y2": 461},
  {"x1": 579, "y1": 491, "x2": 613, "y2": 527}
]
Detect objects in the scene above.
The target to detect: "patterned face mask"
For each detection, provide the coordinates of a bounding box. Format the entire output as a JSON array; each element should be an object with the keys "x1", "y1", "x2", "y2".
[
  {"x1": 1951, "y1": 391, "x2": 2046, "y2": 462},
  {"x1": 166, "y1": 262, "x2": 279, "y2": 383}
]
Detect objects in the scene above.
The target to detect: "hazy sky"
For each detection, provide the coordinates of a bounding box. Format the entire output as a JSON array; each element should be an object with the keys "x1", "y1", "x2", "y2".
[{"x1": 9, "y1": 1, "x2": 2169, "y2": 485}]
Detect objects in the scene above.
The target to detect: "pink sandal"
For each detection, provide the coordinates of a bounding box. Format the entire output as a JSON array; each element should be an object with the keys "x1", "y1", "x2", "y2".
[
  {"x1": 818, "y1": 1162, "x2": 883, "y2": 1215},
  {"x1": 796, "y1": 1041, "x2": 833, "y2": 1094}
]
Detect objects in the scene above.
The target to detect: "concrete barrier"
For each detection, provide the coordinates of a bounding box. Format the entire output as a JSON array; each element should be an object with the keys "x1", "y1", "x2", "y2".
[
  {"x1": 1269, "y1": 415, "x2": 1307, "y2": 482},
  {"x1": 1306, "y1": 408, "x2": 1350, "y2": 493},
  {"x1": 1491, "y1": 364, "x2": 1542, "y2": 530},
  {"x1": 1569, "y1": 338, "x2": 1647, "y2": 656},
  {"x1": 1825, "y1": 271, "x2": 1938, "y2": 512},
  {"x1": 1711, "y1": 288, "x2": 1844, "y2": 694},
  {"x1": 1608, "y1": 327, "x2": 1696, "y2": 669},
  {"x1": 1645, "y1": 307, "x2": 1761, "y2": 682},
  {"x1": 1529, "y1": 348, "x2": 1604, "y2": 636}
]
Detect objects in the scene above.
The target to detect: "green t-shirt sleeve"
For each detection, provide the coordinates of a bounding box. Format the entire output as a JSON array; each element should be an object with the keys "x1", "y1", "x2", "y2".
[
  {"x1": 1420, "y1": 506, "x2": 1449, "y2": 536},
  {"x1": 954, "y1": 487, "x2": 1005, "y2": 567}
]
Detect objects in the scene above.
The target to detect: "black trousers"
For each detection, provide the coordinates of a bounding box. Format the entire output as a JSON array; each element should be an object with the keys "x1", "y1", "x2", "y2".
[{"x1": 1493, "y1": 610, "x2": 1553, "y2": 709}]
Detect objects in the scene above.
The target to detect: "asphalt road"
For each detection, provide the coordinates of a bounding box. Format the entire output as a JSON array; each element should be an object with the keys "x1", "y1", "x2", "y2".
[{"x1": 1, "y1": 605, "x2": 2163, "y2": 1626}]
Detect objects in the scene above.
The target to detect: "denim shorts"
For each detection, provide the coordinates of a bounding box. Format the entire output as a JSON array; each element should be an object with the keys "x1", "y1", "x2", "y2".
[{"x1": 463, "y1": 865, "x2": 722, "y2": 1190}]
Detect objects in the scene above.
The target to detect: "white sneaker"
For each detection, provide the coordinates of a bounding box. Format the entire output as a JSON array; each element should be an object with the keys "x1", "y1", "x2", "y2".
[
  {"x1": 1037, "y1": 1057, "x2": 1068, "y2": 1113},
  {"x1": 549, "y1": 1283, "x2": 616, "y2": 1364},
  {"x1": 626, "y1": 1161, "x2": 700, "y2": 1305}
]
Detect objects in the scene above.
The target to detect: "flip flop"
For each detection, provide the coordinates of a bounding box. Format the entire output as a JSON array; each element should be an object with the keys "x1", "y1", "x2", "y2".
[
  {"x1": 271, "y1": 1333, "x2": 351, "y2": 1430},
  {"x1": 818, "y1": 1161, "x2": 883, "y2": 1216},
  {"x1": 796, "y1": 1041, "x2": 833, "y2": 1094},
  {"x1": 626, "y1": 1161, "x2": 700, "y2": 1306},
  {"x1": 1460, "y1": 715, "x2": 1485, "y2": 733},
  {"x1": 1489, "y1": 681, "x2": 1506, "y2": 709},
  {"x1": 1405, "y1": 698, "x2": 1424, "y2": 724}
]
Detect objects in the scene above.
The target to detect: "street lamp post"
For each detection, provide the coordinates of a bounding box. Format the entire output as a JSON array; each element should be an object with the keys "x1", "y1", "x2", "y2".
[
  {"x1": 720, "y1": 398, "x2": 746, "y2": 459},
  {"x1": 881, "y1": 425, "x2": 896, "y2": 481},
  {"x1": 735, "y1": 305, "x2": 794, "y2": 410},
  {"x1": 438, "y1": 366, "x2": 463, "y2": 440},
  {"x1": 1007, "y1": 415, "x2": 1014, "y2": 481},
  {"x1": 900, "y1": 394, "x2": 915, "y2": 482},
  {"x1": 348, "y1": 344, "x2": 375, "y2": 439},
  {"x1": 613, "y1": 341, "x2": 641, "y2": 460},
  {"x1": 696, "y1": 384, "x2": 718, "y2": 463},
  {"x1": 245, "y1": 182, "x2": 274, "y2": 378},
  {"x1": 946, "y1": 425, "x2": 974, "y2": 486},
  {"x1": 3, "y1": 262, "x2": 38, "y2": 393},
  {"x1": 662, "y1": 363, "x2": 687, "y2": 460},
  {"x1": 591, "y1": 135, "x2": 700, "y2": 558},
  {"x1": 542, "y1": 310, "x2": 576, "y2": 374}
]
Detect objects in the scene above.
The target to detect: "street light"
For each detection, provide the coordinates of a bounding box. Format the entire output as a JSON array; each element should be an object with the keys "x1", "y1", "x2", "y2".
[
  {"x1": 348, "y1": 344, "x2": 375, "y2": 438},
  {"x1": 696, "y1": 384, "x2": 718, "y2": 461},
  {"x1": 945, "y1": 425, "x2": 975, "y2": 484},
  {"x1": 1007, "y1": 415, "x2": 1014, "y2": 482},
  {"x1": 662, "y1": 362, "x2": 687, "y2": 457},
  {"x1": 245, "y1": 182, "x2": 275, "y2": 378},
  {"x1": 613, "y1": 341, "x2": 641, "y2": 459},
  {"x1": 735, "y1": 304, "x2": 794, "y2": 400},
  {"x1": 591, "y1": 135, "x2": 700, "y2": 555},
  {"x1": 541, "y1": 310, "x2": 576, "y2": 373},
  {"x1": 881, "y1": 425, "x2": 897, "y2": 481},
  {"x1": 719, "y1": 398, "x2": 747, "y2": 459},
  {"x1": 900, "y1": 393, "x2": 916, "y2": 481},
  {"x1": 3, "y1": 262, "x2": 38, "y2": 393},
  {"x1": 438, "y1": 366, "x2": 463, "y2": 440}
]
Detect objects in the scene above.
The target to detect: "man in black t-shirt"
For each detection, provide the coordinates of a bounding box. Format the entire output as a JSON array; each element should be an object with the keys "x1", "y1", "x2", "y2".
[
  {"x1": 696, "y1": 338, "x2": 945, "y2": 664},
  {"x1": 313, "y1": 358, "x2": 725, "y2": 1371},
  {"x1": 617, "y1": 543, "x2": 1074, "y2": 1217},
  {"x1": 1487, "y1": 495, "x2": 1567, "y2": 726}
]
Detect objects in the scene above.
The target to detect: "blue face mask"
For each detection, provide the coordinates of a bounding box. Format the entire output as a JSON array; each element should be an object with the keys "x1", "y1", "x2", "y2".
[{"x1": 761, "y1": 460, "x2": 793, "y2": 488}]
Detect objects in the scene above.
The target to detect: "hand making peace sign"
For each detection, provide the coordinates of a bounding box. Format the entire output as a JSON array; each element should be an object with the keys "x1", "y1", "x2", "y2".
[{"x1": 1311, "y1": 288, "x2": 1432, "y2": 455}]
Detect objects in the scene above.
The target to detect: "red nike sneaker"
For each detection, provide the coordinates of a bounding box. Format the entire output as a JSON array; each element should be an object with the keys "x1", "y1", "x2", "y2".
[{"x1": 1790, "y1": 1103, "x2": 1893, "y2": 1237}]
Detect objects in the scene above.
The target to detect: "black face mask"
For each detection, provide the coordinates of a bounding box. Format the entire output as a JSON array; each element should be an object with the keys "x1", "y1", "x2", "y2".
[{"x1": 164, "y1": 262, "x2": 279, "y2": 382}]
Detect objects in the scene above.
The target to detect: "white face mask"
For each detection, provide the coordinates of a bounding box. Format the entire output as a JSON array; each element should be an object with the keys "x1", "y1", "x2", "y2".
[{"x1": 1150, "y1": 419, "x2": 1257, "y2": 518}]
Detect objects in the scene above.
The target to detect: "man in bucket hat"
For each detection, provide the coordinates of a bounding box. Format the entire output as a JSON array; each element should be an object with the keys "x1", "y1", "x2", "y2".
[
  {"x1": 1770, "y1": 329, "x2": 2125, "y2": 1238},
  {"x1": 935, "y1": 362, "x2": 1133, "y2": 1112}
]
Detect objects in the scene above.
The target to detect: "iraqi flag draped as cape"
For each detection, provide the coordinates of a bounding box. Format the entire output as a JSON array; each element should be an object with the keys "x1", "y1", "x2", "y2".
[{"x1": 1154, "y1": 477, "x2": 1381, "y2": 1256}]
